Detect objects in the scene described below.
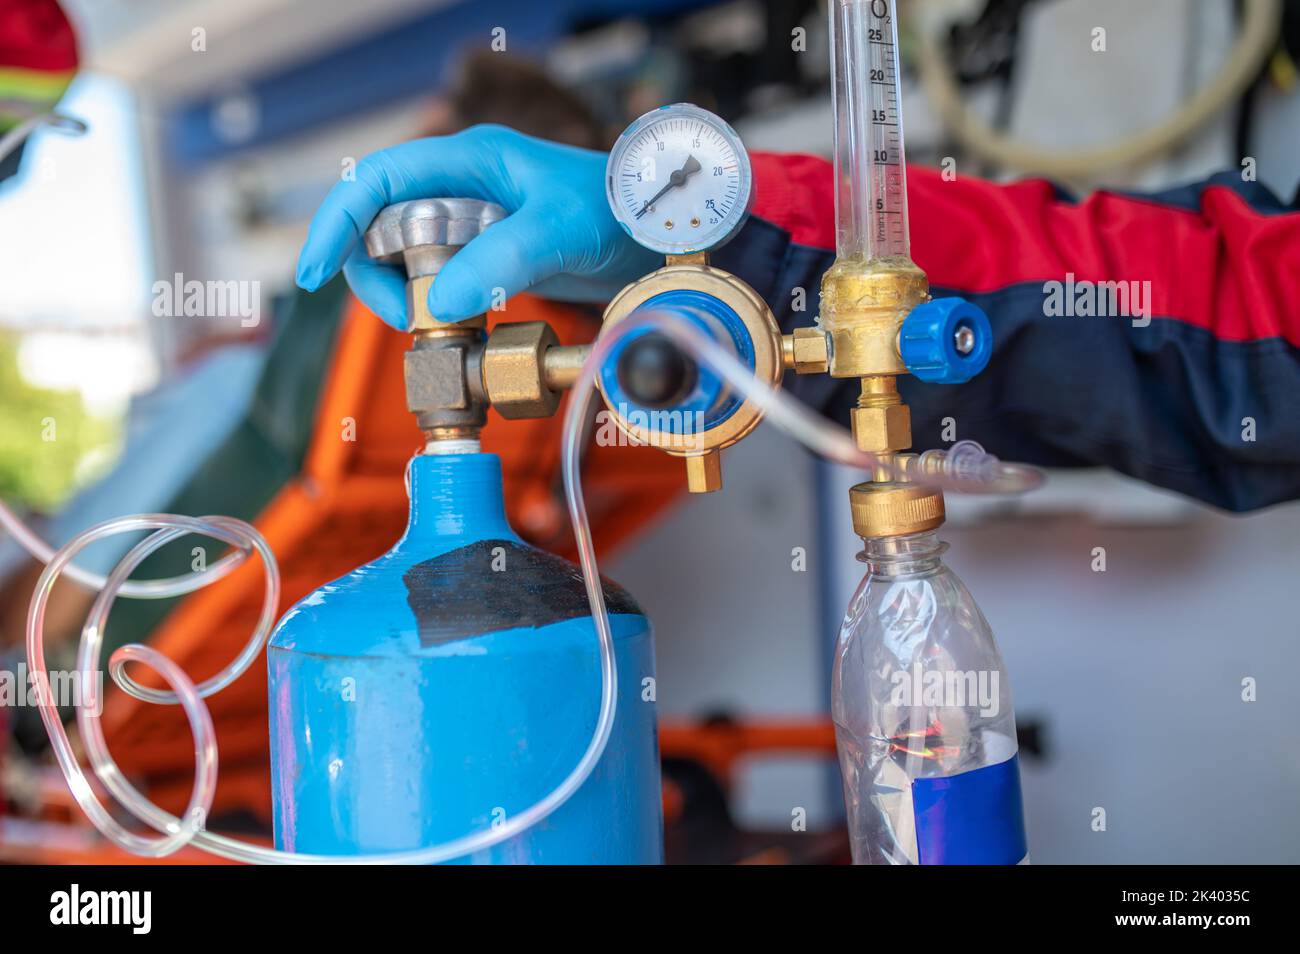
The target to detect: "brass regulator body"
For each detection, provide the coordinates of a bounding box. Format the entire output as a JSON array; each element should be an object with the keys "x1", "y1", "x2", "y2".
[{"x1": 595, "y1": 254, "x2": 801, "y2": 493}]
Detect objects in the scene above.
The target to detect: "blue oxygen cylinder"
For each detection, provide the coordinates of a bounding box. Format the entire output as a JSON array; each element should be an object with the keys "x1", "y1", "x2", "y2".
[{"x1": 267, "y1": 452, "x2": 663, "y2": 862}]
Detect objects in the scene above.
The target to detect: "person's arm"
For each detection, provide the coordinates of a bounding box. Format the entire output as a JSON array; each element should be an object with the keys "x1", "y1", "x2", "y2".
[
  {"x1": 713, "y1": 154, "x2": 1300, "y2": 513},
  {"x1": 296, "y1": 129, "x2": 1300, "y2": 512}
]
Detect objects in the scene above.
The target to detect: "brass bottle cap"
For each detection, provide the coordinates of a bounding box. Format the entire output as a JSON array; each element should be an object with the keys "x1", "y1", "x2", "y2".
[{"x1": 849, "y1": 482, "x2": 945, "y2": 538}]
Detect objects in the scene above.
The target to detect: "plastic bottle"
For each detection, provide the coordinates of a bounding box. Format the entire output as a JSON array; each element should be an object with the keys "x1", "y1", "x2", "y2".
[
  {"x1": 831, "y1": 530, "x2": 1028, "y2": 864},
  {"x1": 267, "y1": 452, "x2": 664, "y2": 862}
]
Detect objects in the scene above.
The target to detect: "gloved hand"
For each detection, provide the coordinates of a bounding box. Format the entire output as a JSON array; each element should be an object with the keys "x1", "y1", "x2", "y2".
[{"x1": 295, "y1": 124, "x2": 661, "y2": 330}]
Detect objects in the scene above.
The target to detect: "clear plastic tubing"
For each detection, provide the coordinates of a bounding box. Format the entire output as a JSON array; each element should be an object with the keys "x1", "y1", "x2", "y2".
[
  {"x1": 7, "y1": 307, "x2": 1040, "y2": 864},
  {"x1": 0, "y1": 112, "x2": 87, "y2": 163},
  {"x1": 830, "y1": 0, "x2": 910, "y2": 261}
]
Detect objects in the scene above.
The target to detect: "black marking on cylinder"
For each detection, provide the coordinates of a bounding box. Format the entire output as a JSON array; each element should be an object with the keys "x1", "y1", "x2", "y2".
[{"x1": 403, "y1": 539, "x2": 642, "y2": 646}]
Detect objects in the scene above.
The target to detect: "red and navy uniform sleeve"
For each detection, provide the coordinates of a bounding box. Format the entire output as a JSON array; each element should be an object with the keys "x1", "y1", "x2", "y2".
[{"x1": 711, "y1": 153, "x2": 1300, "y2": 513}]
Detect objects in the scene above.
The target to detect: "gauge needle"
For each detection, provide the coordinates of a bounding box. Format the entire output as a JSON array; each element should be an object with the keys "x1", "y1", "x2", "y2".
[{"x1": 634, "y1": 155, "x2": 702, "y2": 219}]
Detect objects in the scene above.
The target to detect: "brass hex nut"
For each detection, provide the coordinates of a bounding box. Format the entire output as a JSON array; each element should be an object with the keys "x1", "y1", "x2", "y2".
[
  {"x1": 786, "y1": 327, "x2": 830, "y2": 374},
  {"x1": 851, "y1": 402, "x2": 912, "y2": 453},
  {"x1": 483, "y1": 321, "x2": 561, "y2": 419}
]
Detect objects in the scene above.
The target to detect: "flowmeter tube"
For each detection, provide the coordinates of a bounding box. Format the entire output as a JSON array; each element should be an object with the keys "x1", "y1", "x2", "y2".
[
  {"x1": 831, "y1": 0, "x2": 910, "y2": 263},
  {"x1": 819, "y1": 0, "x2": 935, "y2": 388}
]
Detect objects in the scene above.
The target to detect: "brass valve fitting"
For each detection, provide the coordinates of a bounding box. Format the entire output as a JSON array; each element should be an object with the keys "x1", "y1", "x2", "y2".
[
  {"x1": 482, "y1": 321, "x2": 563, "y2": 419},
  {"x1": 403, "y1": 321, "x2": 488, "y2": 437},
  {"x1": 478, "y1": 323, "x2": 593, "y2": 419},
  {"x1": 782, "y1": 326, "x2": 830, "y2": 375},
  {"x1": 818, "y1": 257, "x2": 929, "y2": 379},
  {"x1": 816, "y1": 255, "x2": 948, "y2": 539},
  {"x1": 849, "y1": 481, "x2": 946, "y2": 539},
  {"x1": 851, "y1": 375, "x2": 911, "y2": 456}
]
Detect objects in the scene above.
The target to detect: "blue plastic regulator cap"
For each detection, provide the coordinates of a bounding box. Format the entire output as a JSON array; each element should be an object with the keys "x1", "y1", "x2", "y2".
[
  {"x1": 599, "y1": 289, "x2": 754, "y2": 435},
  {"x1": 899, "y1": 297, "x2": 993, "y2": 384}
]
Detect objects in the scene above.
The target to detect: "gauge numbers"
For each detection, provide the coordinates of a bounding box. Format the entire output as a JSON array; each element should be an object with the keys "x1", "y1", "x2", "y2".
[{"x1": 606, "y1": 104, "x2": 753, "y2": 256}]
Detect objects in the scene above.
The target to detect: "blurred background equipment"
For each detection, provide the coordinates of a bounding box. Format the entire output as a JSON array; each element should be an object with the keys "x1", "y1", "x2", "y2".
[
  {"x1": 915, "y1": 0, "x2": 1283, "y2": 181},
  {"x1": 1, "y1": 0, "x2": 1299, "y2": 863}
]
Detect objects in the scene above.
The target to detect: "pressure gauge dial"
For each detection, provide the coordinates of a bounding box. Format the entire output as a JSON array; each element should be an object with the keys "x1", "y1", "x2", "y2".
[{"x1": 606, "y1": 103, "x2": 753, "y2": 256}]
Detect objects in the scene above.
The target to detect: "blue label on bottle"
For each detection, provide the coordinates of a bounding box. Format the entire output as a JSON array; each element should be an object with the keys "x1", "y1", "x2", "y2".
[{"x1": 911, "y1": 753, "x2": 1028, "y2": 865}]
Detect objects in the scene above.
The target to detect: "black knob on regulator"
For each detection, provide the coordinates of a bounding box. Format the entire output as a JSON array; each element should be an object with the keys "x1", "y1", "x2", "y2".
[{"x1": 616, "y1": 333, "x2": 699, "y2": 408}]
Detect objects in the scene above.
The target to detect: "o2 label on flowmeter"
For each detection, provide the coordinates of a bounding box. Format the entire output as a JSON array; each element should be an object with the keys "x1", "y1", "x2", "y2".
[{"x1": 607, "y1": 103, "x2": 753, "y2": 256}]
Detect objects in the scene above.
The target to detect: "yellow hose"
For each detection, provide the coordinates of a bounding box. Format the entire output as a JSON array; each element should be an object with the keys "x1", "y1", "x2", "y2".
[{"x1": 915, "y1": 0, "x2": 1283, "y2": 179}]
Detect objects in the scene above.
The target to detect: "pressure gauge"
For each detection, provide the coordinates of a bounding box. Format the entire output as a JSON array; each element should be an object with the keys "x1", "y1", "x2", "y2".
[{"x1": 606, "y1": 103, "x2": 753, "y2": 256}]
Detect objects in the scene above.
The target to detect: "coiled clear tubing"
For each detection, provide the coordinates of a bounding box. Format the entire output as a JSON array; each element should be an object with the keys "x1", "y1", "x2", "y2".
[{"x1": 5, "y1": 307, "x2": 1039, "y2": 863}]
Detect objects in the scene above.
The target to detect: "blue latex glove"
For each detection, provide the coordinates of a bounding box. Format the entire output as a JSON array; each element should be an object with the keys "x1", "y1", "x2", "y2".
[{"x1": 295, "y1": 124, "x2": 661, "y2": 329}]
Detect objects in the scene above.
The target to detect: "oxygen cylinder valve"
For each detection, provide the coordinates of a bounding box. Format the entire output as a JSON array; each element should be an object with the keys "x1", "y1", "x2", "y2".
[
  {"x1": 365, "y1": 198, "x2": 505, "y2": 449},
  {"x1": 363, "y1": 198, "x2": 593, "y2": 449}
]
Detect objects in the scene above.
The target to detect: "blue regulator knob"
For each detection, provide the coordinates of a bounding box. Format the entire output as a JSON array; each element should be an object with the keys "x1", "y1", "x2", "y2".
[
  {"x1": 600, "y1": 288, "x2": 755, "y2": 434},
  {"x1": 899, "y1": 297, "x2": 993, "y2": 384}
]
